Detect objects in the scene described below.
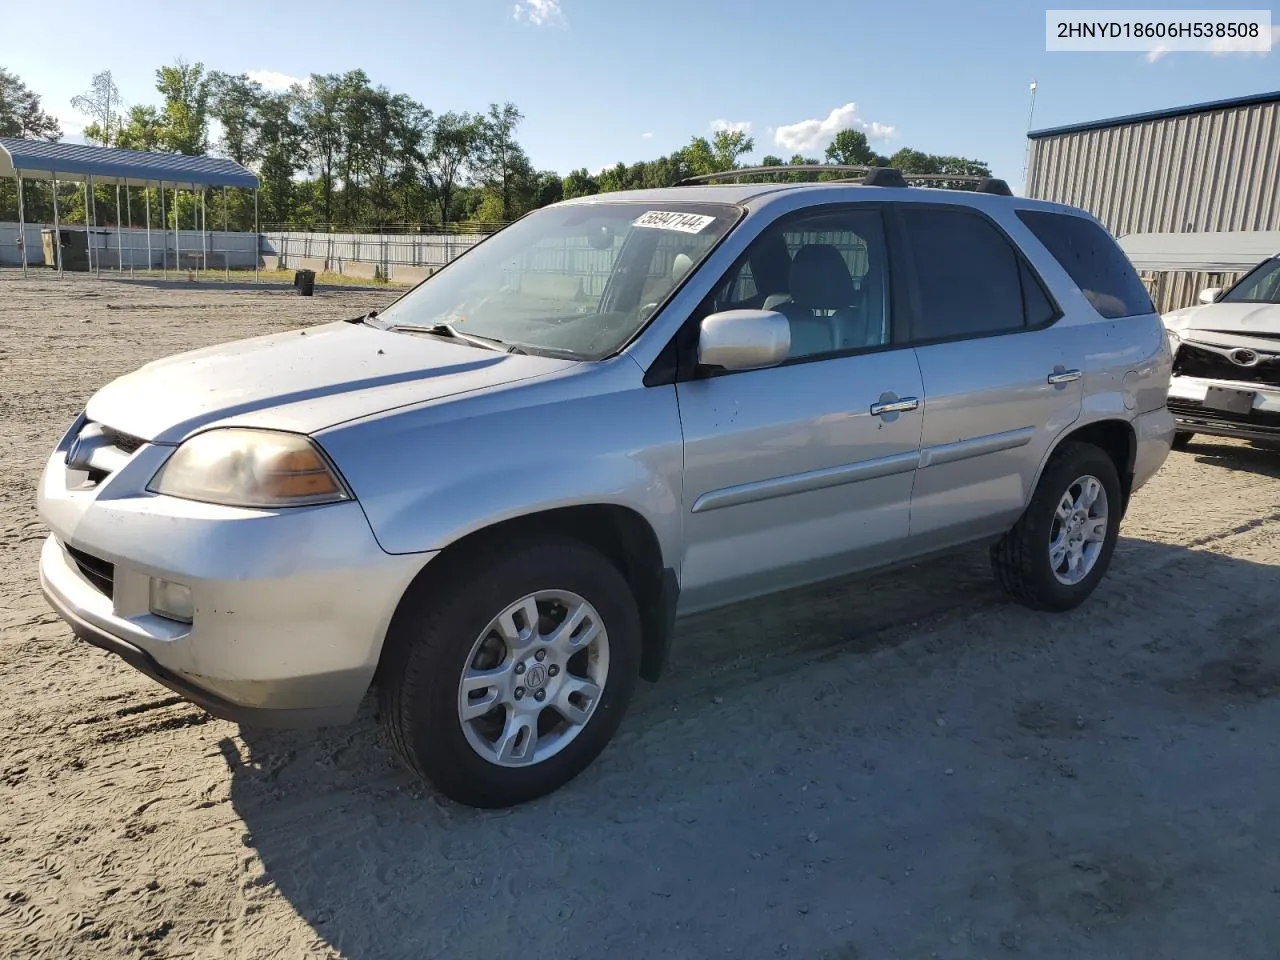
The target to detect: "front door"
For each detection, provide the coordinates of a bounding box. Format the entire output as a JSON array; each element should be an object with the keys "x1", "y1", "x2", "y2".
[{"x1": 674, "y1": 205, "x2": 925, "y2": 613}]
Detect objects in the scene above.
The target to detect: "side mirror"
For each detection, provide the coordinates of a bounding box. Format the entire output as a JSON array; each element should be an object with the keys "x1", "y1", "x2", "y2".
[
  {"x1": 1198, "y1": 287, "x2": 1222, "y2": 305},
  {"x1": 698, "y1": 310, "x2": 791, "y2": 371}
]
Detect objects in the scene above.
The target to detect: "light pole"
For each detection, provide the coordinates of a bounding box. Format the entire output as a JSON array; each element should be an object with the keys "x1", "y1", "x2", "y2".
[{"x1": 1022, "y1": 80, "x2": 1039, "y2": 194}]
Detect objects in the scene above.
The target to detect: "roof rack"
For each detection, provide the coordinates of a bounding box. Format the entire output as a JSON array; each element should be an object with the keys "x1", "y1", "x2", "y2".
[{"x1": 676, "y1": 165, "x2": 1014, "y2": 196}]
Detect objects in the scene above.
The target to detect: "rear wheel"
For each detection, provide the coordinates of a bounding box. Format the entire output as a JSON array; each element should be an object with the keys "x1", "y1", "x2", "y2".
[
  {"x1": 991, "y1": 441, "x2": 1122, "y2": 613},
  {"x1": 377, "y1": 537, "x2": 641, "y2": 808},
  {"x1": 1171, "y1": 431, "x2": 1195, "y2": 451}
]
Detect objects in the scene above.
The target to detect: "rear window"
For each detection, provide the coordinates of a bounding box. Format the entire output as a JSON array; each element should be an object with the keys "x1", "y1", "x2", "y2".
[{"x1": 1016, "y1": 210, "x2": 1154, "y2": 319}]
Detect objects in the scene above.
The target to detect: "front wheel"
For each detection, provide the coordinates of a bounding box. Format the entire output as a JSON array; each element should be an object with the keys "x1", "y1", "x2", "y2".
[
  {"x1": 377, "y1": 537, "x2": 641, "y2": 808},
  {"x1": 990, "y1": 441, "x2": 1122, "y2": 613}
]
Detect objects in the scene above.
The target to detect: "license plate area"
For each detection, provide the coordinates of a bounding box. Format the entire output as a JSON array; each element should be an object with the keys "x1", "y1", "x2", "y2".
[{"x1": 1204, "y1": 385, "x2": 1256, "y2": 415}]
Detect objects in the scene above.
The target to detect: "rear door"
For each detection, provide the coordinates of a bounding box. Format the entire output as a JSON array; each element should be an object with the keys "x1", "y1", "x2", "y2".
[{"x1": 897, "y1": 204, "x2": 1084, "y2": 549}]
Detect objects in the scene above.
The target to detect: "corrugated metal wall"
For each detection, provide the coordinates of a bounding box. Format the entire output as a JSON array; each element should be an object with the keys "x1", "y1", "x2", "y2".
[
  {"x1": 1027, "y1": 100, "x2": 1280, "y2": 236},
  {"x1": 1027, "y1": 99, "x2": 1280, "y2": 311}
]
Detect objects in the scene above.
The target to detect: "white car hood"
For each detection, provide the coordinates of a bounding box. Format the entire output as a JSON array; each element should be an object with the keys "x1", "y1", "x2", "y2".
[
  {"x1": 1163, "y1": 301, "x2": 1280, "y2": 339},
  {"x1": 85, "y1": 321, "x2": 575, "y2": 444}
]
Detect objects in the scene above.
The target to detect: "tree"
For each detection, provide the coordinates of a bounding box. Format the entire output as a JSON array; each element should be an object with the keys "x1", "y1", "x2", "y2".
[
  {"x1": 156, "y1": 59, "x2": 212, "y2": 155},
  {"x1": 297, "y1": 73, "x2": 350, "y2": 225},
  {"x1": 116, "y1": 105, "x2": 164, "y2": 151},
  {"x1": 680, "y1": 129, "x2": 755, "y2": 176},
  {"x1": 562, "y1": 168, "x2": 599, "y2": 199},
  {"x1": 426, "y1": 111, "x2": 480, "y2": 230},
  {"x1": 760, "y1": 154, "x2": 784, "y2": 167},
  {"x1": 256, "y1": 92, "x2": 306, "y2": 227},
  {"x1": 474, "y1": 102, "x2": 531, "y2": 221},
  {"x1": 0, "y1": 68, "x2": 61, "y2": 140},
  {"x1": 71, "y1": 70, "x2": 123, "y2": 146},
  {"x1": 824, "y1": 129, "x2": 884, "y2": 167},
  {"x1": 208, "y1": 72, "x2": 264, "y2": 165}
]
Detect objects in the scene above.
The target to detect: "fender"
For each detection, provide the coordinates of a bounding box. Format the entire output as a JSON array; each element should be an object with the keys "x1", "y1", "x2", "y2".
[
  {"x1": 1023, "y1": 314, "x2": 1167, "y2": 509},
  {"x1": 316, "y1": 358, "x2": 685, "y2": 569}
]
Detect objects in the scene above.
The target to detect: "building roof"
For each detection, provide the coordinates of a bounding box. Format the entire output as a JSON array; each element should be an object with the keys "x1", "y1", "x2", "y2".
[
  {"x1": 1118, "y1": 230, "x2": 1280, "y2": 273},
  {"x1": 1028, "y1": 90, "x2": 1280, "y2": 140},
  {"x1": 0, "y1": 138, "x2": 259, "y2": 190}
]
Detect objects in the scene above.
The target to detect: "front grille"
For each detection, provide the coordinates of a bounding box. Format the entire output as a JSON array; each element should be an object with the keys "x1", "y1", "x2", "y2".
[
  {"x1": 103, "y1": 429, "x2": 145, "y2": 454},
  {"x1": 67, "y1": 421, "x2": 146, "y2": 487},
  {"x1": 1173, "y1": 343, "x2": 1280, "y2": 387},
  {"x1": 65, "y1": 544, "x2": 115, "y2": 598},
  {"x1": 1167, "y1": 397, "x2": 1280, "y2": 431}
]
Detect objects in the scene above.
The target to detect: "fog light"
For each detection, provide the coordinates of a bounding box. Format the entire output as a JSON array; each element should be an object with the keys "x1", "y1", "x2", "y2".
[{"x1": 149, "y1": 578, "x2": 194, "y2": 624}]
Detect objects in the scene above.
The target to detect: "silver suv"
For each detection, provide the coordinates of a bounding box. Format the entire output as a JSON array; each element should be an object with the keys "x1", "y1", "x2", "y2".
[{"x1": 37, "y1": 169, "x2": 1175, "y2": 807}]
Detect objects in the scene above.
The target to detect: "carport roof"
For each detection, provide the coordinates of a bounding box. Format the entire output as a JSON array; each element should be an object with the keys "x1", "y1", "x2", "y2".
[
  {"x1": 1118, "y1": 230, "x2": 1280, "y2": 273},
  {"x1": 0, "y1": 137, "x2": 259, "y2": 190}
]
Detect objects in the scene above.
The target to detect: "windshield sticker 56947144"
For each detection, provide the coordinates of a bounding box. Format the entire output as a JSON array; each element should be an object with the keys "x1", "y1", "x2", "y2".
[{"x1": 632, "y1": 211, "x2": 717, "y2": 234}]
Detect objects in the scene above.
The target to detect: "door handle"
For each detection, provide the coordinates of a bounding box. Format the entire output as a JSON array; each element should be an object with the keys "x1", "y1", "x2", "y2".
[
  {"x1": 1047, "y1": 369, "x2": 1082, "y2": 385},
  {"x1": 870, "y1": 397, "x2": 920, "y2": 416}
]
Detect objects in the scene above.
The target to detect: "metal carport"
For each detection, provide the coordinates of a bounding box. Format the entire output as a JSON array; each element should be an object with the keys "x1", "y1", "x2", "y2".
[{"x1": 0, "y1": 137, "x2": 260, "y2": 278}]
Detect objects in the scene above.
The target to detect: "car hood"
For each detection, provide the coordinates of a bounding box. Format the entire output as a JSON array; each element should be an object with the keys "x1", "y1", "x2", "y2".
[
  {"x1": 85, "y1": 321, "x2": 576, "y2": 444},
  {"x1": 1163, "y1": 301, "x2": 1280, "y2": 338}
]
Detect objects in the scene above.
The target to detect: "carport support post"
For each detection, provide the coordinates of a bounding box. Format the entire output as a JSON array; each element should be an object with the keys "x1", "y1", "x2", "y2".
[
  {"x1": 253, "y1": 189, "x2": 259, "y2": 282},
  {"x1": 200, "y1": 189, "x2": 208, "y2": 275},
  {"x1": 83, "y1": 180, "x2": 92, "y2": 275},
  {"x1": 158, "y1": 181, "x2": 167, "y2": 278},
  {"x1": 115, "y1": 183, "x2": 123, "y2": 272},
  {"x1": 222, "y1": 186, "x2": 229, "y2": 281},
  {"x1": 173, "y1": 187, "x2": 180, "y2": 276},
  {"x1": 52, "y1": 178, "x2": 63, "y2": 277},
  {"x1": 126, "y1": 185, "x2": 134, "y2": 277},
  {"x1": 15, "y1": 174, "x2": 27, "y2": 276},
  {"x1": 144, "y1": 187, "x2": 152, "y2": 276},
  {"x1": 88, "y1": 175, "x2": 100, "y2": 278}
]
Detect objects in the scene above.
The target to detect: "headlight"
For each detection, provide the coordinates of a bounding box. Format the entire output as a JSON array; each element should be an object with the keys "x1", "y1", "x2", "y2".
[
  {"x1": 148, "y1": 429, "x2": 351, "y2": 508},
  {"x1": 1166, "y1": 329, "x2": 1181, "y2": 353}
]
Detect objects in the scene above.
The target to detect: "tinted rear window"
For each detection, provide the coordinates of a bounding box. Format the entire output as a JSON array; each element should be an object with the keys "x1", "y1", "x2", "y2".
[{"x1": 1016, "y1": 210, "x2": 1154, "y2": 319}]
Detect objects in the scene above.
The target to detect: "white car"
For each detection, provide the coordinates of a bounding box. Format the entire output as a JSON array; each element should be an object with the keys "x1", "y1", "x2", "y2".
[{"x1": 1163, "y1": 255, "x2": 1280, "y2": 449}]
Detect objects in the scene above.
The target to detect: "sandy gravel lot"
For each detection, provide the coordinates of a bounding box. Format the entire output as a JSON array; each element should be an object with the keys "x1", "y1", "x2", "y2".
[{"x1": 2, "y1": 271, "x2": 1279, "y2": 960}]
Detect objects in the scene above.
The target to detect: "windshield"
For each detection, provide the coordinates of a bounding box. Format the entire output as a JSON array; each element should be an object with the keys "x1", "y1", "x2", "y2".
[
  {"x1": 1221, "y1": 257, "x2": 1280, "y2": 304},
  {"x1": 375, "y1": 201, "x2": 741, "y2": 359}
]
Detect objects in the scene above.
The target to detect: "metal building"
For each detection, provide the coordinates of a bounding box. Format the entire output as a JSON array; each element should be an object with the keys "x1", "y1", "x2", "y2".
[{"x1": 1026, "y1": 90, "x2": 1280, "y2": 311}]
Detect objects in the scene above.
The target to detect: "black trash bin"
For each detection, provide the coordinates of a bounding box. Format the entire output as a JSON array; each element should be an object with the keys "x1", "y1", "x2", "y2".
[{"x1": 294, "y1": 268, "x2": 316, "y2": 297}]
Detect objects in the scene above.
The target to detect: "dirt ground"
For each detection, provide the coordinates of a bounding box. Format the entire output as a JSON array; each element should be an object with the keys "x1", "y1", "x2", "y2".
[{"x1": 2, "y1": 271, "x2": 1279, "y2": 960}]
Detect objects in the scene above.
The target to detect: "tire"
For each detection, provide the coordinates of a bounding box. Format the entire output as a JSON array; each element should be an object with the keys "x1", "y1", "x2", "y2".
[
  {"x1": 1171, "y1": 431, "x2": 1195, "y2": 451},
  {"x1": 990, "y1": 441, "x2": 1123, "y2": 613},
  {"x1": 377, "y1": 536, "x2": 641, "y2": 808}
]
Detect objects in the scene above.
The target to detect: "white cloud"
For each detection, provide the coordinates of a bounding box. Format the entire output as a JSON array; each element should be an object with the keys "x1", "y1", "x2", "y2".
[
  {"x1": 1211, "y1": 24, "x2": 1279, "y2": 55},
  {"x1": 710, "y1": 118, "x2": 752, "y2": 135},
  {"x1": 247, "y1": 69, "x2": 304, "y2": 91},
  {"x1": 1145, "y1": 25, "x2": 1276, "y2": 62},
  {"x1": 773, "y1": 102, "x2": 896, "y2": 153},
  {"x1": 641, "y1": 131, "x2": 654, "y2": 139},
  {"x1": 514, "y1": 0, "x2": 565, "y2": 26}
]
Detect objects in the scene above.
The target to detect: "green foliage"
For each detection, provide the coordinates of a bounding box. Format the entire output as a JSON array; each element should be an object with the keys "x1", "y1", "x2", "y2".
[
  {"x1": 116, "y1": 106, "x2": 163, "y2": 152},
  {"x1": 156, "y1": 59, "x2": 212, "y2": 155},
  {"x1": 12, "y1": 65, "x2": 995, "y2": 232},
  {"x1": 0, "y1": 68, "x2": 61, "y2": 140},
  {"x1": 70, "y1": 70, "x2": 122, "y2": 146}
]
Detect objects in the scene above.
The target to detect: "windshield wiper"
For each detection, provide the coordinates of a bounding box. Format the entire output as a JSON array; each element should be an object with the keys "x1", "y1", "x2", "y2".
[
  {"x1": 346, "y1": 310, "x2": 386, "y2": 328},
  {"x1": 389, "y1": 322, "x2": 509, "y2": 353}
]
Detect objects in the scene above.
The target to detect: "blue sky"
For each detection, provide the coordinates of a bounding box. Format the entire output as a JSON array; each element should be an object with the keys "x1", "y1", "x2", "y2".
[{"x1": 3, "y1": 0, "x2": 1277, "y2": 191}]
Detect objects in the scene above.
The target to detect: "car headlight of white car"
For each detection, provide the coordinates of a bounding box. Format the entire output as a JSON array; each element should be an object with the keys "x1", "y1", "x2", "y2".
[
  {"x1": 147, "y1": 428, "x2": 352, "y2": 508},
  {"x1": 1166, "y1": 328, "x2": 1181, "y2": 353}
]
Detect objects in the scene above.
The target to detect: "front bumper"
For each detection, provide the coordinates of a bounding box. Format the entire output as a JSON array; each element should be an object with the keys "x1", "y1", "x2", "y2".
[
  {"x1": 37, "y1": 442, "x2": 431, "y2": 728},
  {"x1": 1167, "y1": 375, "x2": 1280, "y2": 443}
]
